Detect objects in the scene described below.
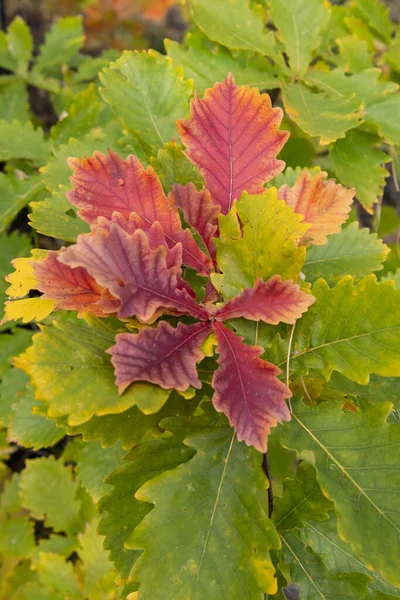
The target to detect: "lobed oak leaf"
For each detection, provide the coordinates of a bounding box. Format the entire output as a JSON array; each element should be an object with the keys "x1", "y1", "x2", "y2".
[
  {"x1": 34, "y1": 251, "x2": 119, "y2": 316},
  {"x1": 212, "y1": 322, "x2": 291, "y2": 453},
  {"x1": 59, "y1": 224, "x2": 208, "y2": 323},
  {"x1": 109, "y1": 321, "x2": 211, "y2": 394},
  {"x1": 170, "y1": 182, "x2": 219, "y2": 261},
  {"x1": 215, "y1": 275, "x2": 315, "y2": 324},
  {"x1": 278, "y1": 170, "x2": 354, "y2": 246},
  {"x1": 67, "y1": 150, "x2": 212, "y2": 274},
  {"x1": 177, "y1": 73, "x2": 289, "y2": 214}
]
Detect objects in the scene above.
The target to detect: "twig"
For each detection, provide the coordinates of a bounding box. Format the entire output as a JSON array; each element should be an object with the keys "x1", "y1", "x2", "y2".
[{"x1": 262, "y1": 452, "x2": 274, "y2": 518}]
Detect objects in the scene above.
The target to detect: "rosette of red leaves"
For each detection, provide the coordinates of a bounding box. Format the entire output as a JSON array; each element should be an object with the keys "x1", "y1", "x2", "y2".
[{"x1": 32, "y1": 74, "x2": 355, "y2": 452}]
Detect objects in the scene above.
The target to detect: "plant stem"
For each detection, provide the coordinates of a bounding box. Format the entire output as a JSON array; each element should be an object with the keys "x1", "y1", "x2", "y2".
[{"x1": 262, "y1": 452, "x2": 274, "y2": 518}]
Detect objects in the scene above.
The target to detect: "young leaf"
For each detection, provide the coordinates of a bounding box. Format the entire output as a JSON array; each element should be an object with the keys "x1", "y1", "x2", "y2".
[
  {"x1": 171, "y1": 183, "x2": 219, "y2": 260},
  {"x1": 330, "y1": 129, "x2": 390, "y2": 212},
  {"x1": 33, "y1": 16, "x2": 84, "y2": 73},
  {"x1": 34, "y1": 552, "x2": 81, "y2": 598},
  {"x1": 0, "y1": 120, "x2": 50, "y2": 164},
  {"x1": 212, "y1": 322, "x2": 291, "y2": 452},
  {"x1": 76, "y1": 442, "x2": 125, "y2": 504},
  {"x1": 4, "y1": 17, "x2": 33, "y2": 73},
  {"x1": 67, "y1": 151, "x2": 212, "y2": 274},
  {"x1": 365, "y1": 94, "x2": 400, "y2": 146},
  {"x1": 59, "y1": 226, "x2": 208, "y2": 322},
  {"x1": 215, "y1": 275, "x2": 315, "y2": 324},
  {"x1": 268, "y1": 0, "x2": 330, "y2": 76},
  {"x1": 150, "y1": 141, "x2": 203, "y2": 193},
  {"x1": 282, "y1": 83, "x2": 363, "y2": 144},
  {"x1": 131, "y1": 427, "x2": 281, "y2": 598},
  {"x1": 78, "y1": 518, "x2": 115, "y2": 595},
  {"x1": 187, "y1": 0, "x2": 278, "y2": 57},
  {"x1": 15, "y1": 314, "x2": 170, "y2": 425},
  {"x1": 287, "y1": 275, "x2": 400, "y2": 384},
  {"x1": 303, "y1": 222, "x2": 389, "y2": 284},
  {"x1": 0, "y1": 517, "x2": 35, "y2": 559},
  {"x1": 212, "y1": 190, "x2": 309, "y2": 300},
  {"x1": 109, "y1": 321, "x2": 212, "y2": 394},
  {"x1": 353, "y1": 0, "x2": 392, "y2": 42},
  {"x1": 282, "y1": 399, "x2": 400, "y2": 587},
  {"x1": 20, "y1": 457, "x2": 81, "y2": 535},
  {"x1": 34, "y1": 251, "x2": 118, "y2": 317},
  {"x1": 177, "y1": 74, "x2": 288, "y2": 214},
  {"x1": 278, "y1": 170, "x2": 354, "y2": 246},
  {"x1": 100, "y1": 50, "x2": 193, "y2": 152}
]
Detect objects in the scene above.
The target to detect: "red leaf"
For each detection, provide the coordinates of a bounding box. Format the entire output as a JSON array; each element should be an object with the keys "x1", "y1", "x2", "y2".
[
  {"x1": 278, "y1": 170, "x2": 354, "y2": 246},
  {"x1": 109, "y1": 320, "x2": 211, "y2": 393},
  {"x1": 170, "y1": 183, "x2": 220, "y2": 261},
  {"x1": 215, "y1": 275, "x2": 315, "y2": 324},
  {"x1": 177, "y1": 73, "x2": 289, "y2": 214},
  {"x1": 212, "y1": 322, "x2": 291, "y2": 452},
  {"x1": 34, "y1": 251, "x2": 119, "y2": 316},
  {"x1": 59, "y1": 224, "x2": 209, "y2": 323},
  {"x1": 67, "y1": 150, "x2": 212, "y2": 274}
]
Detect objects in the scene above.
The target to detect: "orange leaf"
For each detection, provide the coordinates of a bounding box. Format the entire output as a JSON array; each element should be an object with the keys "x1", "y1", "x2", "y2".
[
  {"x1": 177, "y1": 73, "x2": 289, "y2": 214},
  {"x1": 278, "y1": 170, "x2": 354, "y2": 246}
]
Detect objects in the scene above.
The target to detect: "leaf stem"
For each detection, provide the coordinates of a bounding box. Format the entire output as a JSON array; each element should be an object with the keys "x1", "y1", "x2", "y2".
[{"x1": 262, "y1": 452, "x2": 274, "y2": 518}]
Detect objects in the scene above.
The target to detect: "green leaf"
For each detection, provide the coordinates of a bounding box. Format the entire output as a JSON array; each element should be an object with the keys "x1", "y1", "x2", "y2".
[
  {"x1": 29, "y1": 187, "x2": 90, "y2": 243},
  {"x1": 0, "y1": 330, "x2": 33, "y2": 376},
  {"x1": 20, "y1": 456, "x2": 81, "y2": 535},
  {"x1": 336, "y1": 35, "x2": 371, "y2": 73},
  {"x1": 100, "y1": 50, "x2": 193, "y2": 153},
  {"x1": 273, "y1": 462, "x2": 333, "y2": 531},
  {"x1": 286, "y1": 275, "x2": 400, "y2": 384},
  {"x1": 11, "y1": 582, "x2": 64, "y2": 600},
  {"x1": 78, "y1": 518, "x2": 115, "y2": 595},
  {"x1": 31, "y1": 535, "x2": 77, "y2": 564},
  {"x1": 8, "y1": 387, "x2": 65, "y2": 451},
  {"x1": 365, "y1": 95, "x2": 400, "y2": 146},
  {"x1": 0, "y1": 231, "x2": 32, "y2": 328},
  {"x1": 280, "y1": 529, "x2": 372, "y2": 599},
  {"x1": 268, "y1": 0, "x2": 330, "y2": 76},
  {"x1": 282, "y1": 83, "x2": 363, "y2": 145},
  {"x1": 187, "y1": 0, "x2": 278, "y2": 58},
  {"x1": 212, "y1": 189, "x2": 308, "y2": 299},
  {"x1": 0, "y1": 173, "x2": 44, "y2": 235},
  {"x1": 98, "y1": 407, "x2": 217, "y2": 581},
  {"x1": 15, "y1": 314, "x2": 171, "y2": 425},
  {"x1": 282, "y1": 399, "x2": 400, "y2": 587},
  {"x1": 351, "y1": 0, "x2": 392, "y2": 43},
  {"x1": 35, "y1": 553, "x2": 81, "y2": 598},
  {"x1": 303, "y1": 223, "x2": 389, "y2": 284},
  {"x1": 5, "y1": 17, "x2": 33, "y2": 73},
  {"x1": 328, "y1": 371, "x2": 400, "y2": 410},
  {"x1": 0, "y1": 78, "x2": 29, "y2": 122},
  {"x1": 0, "y1": 120, "x2": 50, "y2": 164},
  {"x1": 330, "y1": 130, "x2": 390, "y2": 212},
  {"x1": 150, "y1": 141, "x2": 203, "y2": 194},
  {"x1": 76, "y1": 441, "x2": 125, "y2": 503},
  {"x1": 131, "y1": 427, "x2": 280, "y2": 598},
  {"x1": 50, "y1": 84, "x2": 103, "y2": 145},
  {"x1": 33, "y1": 16, "x2": 84, "y2": 74},
  {"x1": 0, "y1": 517, "x2": 35, "y2": 559},
  {"x1": 165, "y1": 36, "x2": 281, "y2": 95},
  {"x1": 299, "y1": 514, "x2": 400, "y2": 596},
  {"x1": 382, "y1": 269, "x2": 400, "y2": 289}
]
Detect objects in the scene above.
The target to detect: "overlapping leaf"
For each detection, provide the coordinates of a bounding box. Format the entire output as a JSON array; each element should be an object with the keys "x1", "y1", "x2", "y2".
[
  {"x1": 67, "y1": 150, "x2": 212, "y2": 274},
  {"x1": 109, "y1": 321, "x2": 211, "y2": 393},
  {"x1": 131, "y1": 427, "x2": 281, "y2": 599},
  {"x1": 278, "y1": 170, "x2": 354, "y2": 246},
  {"x1": 178, "y1": 74, "x2": 288, "y2": 214},
  {"x1": 282, "y1": 399, "x2": 400, "y2": 587},
  {"x1": 212, "y1": 322, "x2": 291, "y2": 453}
]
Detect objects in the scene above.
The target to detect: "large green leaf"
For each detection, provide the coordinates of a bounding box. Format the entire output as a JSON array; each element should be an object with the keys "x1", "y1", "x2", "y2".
[
  {"x1": 76, "y1": 441, "x2": 125, "y2": 503},
  {"x1": 100, "y1": 51, "x2": 193, "y2": 153},
  {"x1": 284, "y1": 275, "x2": 400, "y2": 384},
  {"x1": 0, "y1": 120, "x2": 50, "y2": 164},
  {"x1": 130, "y1": 427, "x2": 280, "y2": 599},
  {"x1": 352, "y1": 0, "x2": 393, "y2": 43},
  {"x1": 166, "y1": 37, "x2": 281, "y2": 95},
  {"x1": 98, "y1": 407, "x2": 215, "y2": 581},
  {"x1": 187, "y1": 0, "x2": 278, "y2": 58},
  {"x1": 365, "y1": 95, "x2": 400, "y2": 146},
  {"x1": 15, "y1": 314, "x2": 171, "y2": 426},
  {"x1": 282, "y1": 399, "x2": 400, "y2": 587},
  {"x1": 0, "y1": 517, "x2": 35, "y2": 559},
  {"x1": 330, "y1": 130, "x2": 390, "y2": 212},
  {"x1": 303, "y1": 223, "x2": 389, "y2": 284},
  {"x1": 328, "y1": 371, "x2": 400, "y2": 410},
  {"x1": 212, "y1": 190, "x2": 308, "y2": 299},
  {"x1": 268, "y1": 0, "x2": 330, "y2": 76},
  {"x1": 19, "y1": 456, "x2": 81, "y2": 535},
  {"x1": 282, "y1": 83, "x2": 363, "y2": 144}
]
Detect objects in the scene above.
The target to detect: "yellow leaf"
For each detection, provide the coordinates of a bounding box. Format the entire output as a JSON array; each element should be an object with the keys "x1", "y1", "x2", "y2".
[
  {"x1": 6, "y1": 249, "x2": 48, "y2": 298},
  {"x1": 2, "y1": 298, "x2": 55, "y2": 325}
]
